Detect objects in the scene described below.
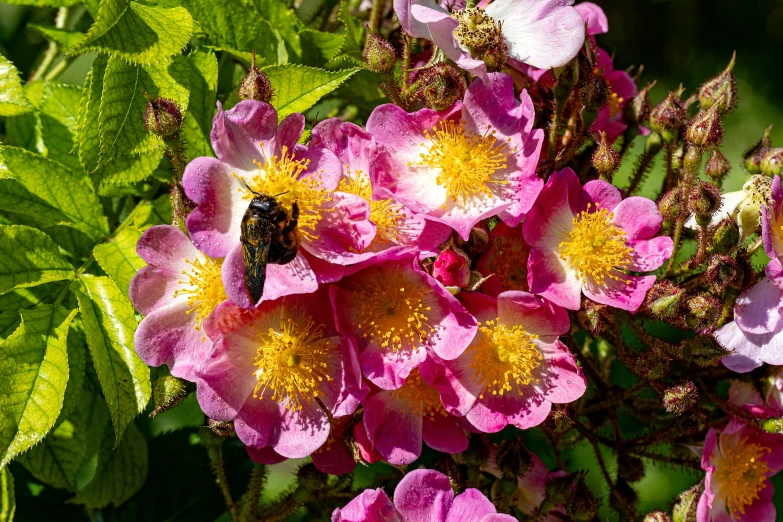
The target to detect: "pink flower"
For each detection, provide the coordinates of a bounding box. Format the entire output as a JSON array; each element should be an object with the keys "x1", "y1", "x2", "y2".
[
  {"x1": 361, "y1": 365, "x2": 470, "y2": 465},
  {"x1": 367, "y1": 73, "x2": 544, "y2": 240},
  {"x1": 728, "y1": 372, "x2": 783, "y2": 419},
  {"x1": 194, "y1": 288, "x2": 367, "y2": 458},
  {"x1": 433, "y1": 249, "x2": 471, "y2": 288},
  {"x1": 425, "y1": 291, "x2": 585, "y2": 433},
  {"x1": 130, "y1": 225, "x2": 228, "y2": 381},
  {"x1": 475, "y1": 221, "x2": 530, "y2": 297},
  {"x1": 523, "y1": 168, "x2": 673, "y2": 311},
  {"x1": 697, "y1": 421, "x2": 783, "y2": 522},
  {"x1": 332, "y1": 468, "x2": 517, "y2": 521},
  {"x1": 182, "y1": 100, "x2": 375, "y2": 308},
  {"x1": 330, "y1": 248, "x2": 477, "y2": 390},
  {"x1": 395, "y1": 0, "x2": 584, "y2": 82},
  {"x1": 353, "y1": 420, "x2": 383, "y2": 464},
  {"x1": 591, "y1": 48, "x2": 638, "y2": 144},
  {"x1": 714, "y1": 177, "x2": 783, "y2": 372},
  {"x1": 310, "y1": 118, "x2": 452, "y2": 259}
]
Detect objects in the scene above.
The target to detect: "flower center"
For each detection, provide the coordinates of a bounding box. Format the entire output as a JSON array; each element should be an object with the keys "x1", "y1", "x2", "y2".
[
  {"x1": 468, "y1": 319, "x2": 541, "y2": 398},
  {"x1": 453, "y1": 8, "x2": 499, "y2": 52},
  {"x1": 412, "y1": 121, "x2": 512, "y2": 205},
  {"x1": 173, "y1": 256, "x2": 227, "y2": 332},
  {"x1": 558, "y1": 203, "x2": 633, "y2": 285},
  {"x1": 713, "y1": 437, "x2": 771, "y2": 517},
  {"x1": 486, "y1": 236, "x2": 530, "y2": 292},
  {"x1": 337, "y1": 174, "x2": 408, "y2": 246},
  {"x1": 252, "y1": 313, "x2": 333, "y2": 411},
  {"x1": 348, "y1": 265, "x2": 435, "y2": 352},
  {"x1": 609, "y1": 92, "x2": 624, "y2": 118},
  {"x1": 239, "y1": 145, "x2": 332, "y2": 243},
  {"x1": 387, "y1": 369, "x2": 446, "y2": 418}
]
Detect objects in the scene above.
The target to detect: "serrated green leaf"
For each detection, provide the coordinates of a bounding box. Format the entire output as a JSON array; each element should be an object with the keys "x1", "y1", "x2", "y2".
[
  {"x1": 77, "y1": 55, "x2": 108, "y2": 173},
  {"x1": 263, "y1": 64, "x2": 359, "y2": 120},
  {"x1": 0, "y1": 55, "x2": 33, "y2": 117},
  {"x1": 0, "y1": 225, "x2": 73, "y2": 296},
  {"x1": 0, "y1": 468, "x2": 13, "y2": 522},
  {"x1": 17, "y1": 415, "x2": 88, "y2": 492},
  {"x1": 248, "y1": 0, "x2": 302, "y2": 59},
  {"x1": 39, "y1": 83, "x2": 83, "y2": 172},
  {"x1": 0, "y1": 313, "x2": 19, "y2": 342},
  {"x1": 72, "y1": 2, "x2": 193, "y2": 65},
  {"x1": 56, "y1": 322, "x2": 87, "y2": 426},
  {"x1": 337, "y1": 0, "x2": 364, "y2": 61},
  {"x1": 28, "y1": 25, "x2": 85, "y2": 49},
  {"x1": 0, "y1": 147, "x2": 109, "y2": 239},
  {"x1": 74, "y1": 276, "x2": 150, "y2": 446},
  {"x1": 131, "y1": 195, "x2": 172, "y2": 229},
  {"x1": 96, "y1": 56, "x2": 190, "y2": 168},
  {"x1": 183, "y1": 0, "x2": 287, "y2": 64},
  {"x1": 95, "y1": 151, "x2": 162, "y2": 196},
  {"x1": 300, "y1": 29, "x2": 345, "y2": 66},
  {"x1": 5, "y1": 82, "x2": 46, "y2": 155},
  {"x1": 71, "y1": 422, "x2": 147, "y2": 509},
  {"x1": 0, "y1": 287, "x2": 50, "y2": 314},
  {"x1": 182, "y1": 48, "x2": 218, "y2": 162},
  {"x1": 92, "y1": 227, "x2": 144, "y2": 294},
  {"x1": 0, "y1": 304, "x2": 78, "y2": 467}
]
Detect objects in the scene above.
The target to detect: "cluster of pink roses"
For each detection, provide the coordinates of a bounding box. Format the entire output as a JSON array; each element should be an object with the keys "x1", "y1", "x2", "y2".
[{"x1": 127, "y1": 0, "x2": 783, "y2": 520}]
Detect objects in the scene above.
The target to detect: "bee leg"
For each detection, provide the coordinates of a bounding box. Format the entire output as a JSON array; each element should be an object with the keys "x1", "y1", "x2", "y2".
[{"x1": 282, "y1": 201, "x2": 299, "y2": 234}]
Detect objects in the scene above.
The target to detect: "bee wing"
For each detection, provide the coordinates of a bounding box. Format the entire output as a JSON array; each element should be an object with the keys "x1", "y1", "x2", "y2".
[{"x1": 243, "y1": 238, "x2": 271, "y2": 305}]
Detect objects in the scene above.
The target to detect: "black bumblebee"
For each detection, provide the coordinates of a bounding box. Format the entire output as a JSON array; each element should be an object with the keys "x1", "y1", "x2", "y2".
[{"x1": 241, "y1": 189, "x2": 301, "y2": 304}]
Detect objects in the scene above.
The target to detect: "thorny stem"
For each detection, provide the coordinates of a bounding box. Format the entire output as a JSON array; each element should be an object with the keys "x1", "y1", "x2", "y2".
[
  {"x1": 626, "y1": 133, "x2": 662, "y2": 194},
  {"x1": 206, "y1": 438, "x2": 238, "y2": 521},
  {"x1": 666, "y1": 146, "x2": 702, "y2": 276},
  {"x1": 401, "y1": 35, "x2": 412, "y2": 91},
  {"x1": 238, "y1": 465, "x2": 268, "y2": 522},
  {"x1": 366, "y1": 0, "x2": 385, "y2": 45},
  {"x1": 163, "y1": 133, "x2": 193, "y2": 233}
]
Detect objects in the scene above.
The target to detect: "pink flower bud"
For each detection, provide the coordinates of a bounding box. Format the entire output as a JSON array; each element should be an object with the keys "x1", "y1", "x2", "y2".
[
  {"x1": 352, "y1": 422, "x2": 382, "y2": 464},
  {"x1": 432, "y1": 249, "x2": 470, "y2": 288}
]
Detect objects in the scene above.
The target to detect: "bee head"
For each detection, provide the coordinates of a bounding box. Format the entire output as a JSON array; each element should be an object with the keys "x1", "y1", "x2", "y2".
[{"x1": 249, "y1": 195, "x2": 282, "y2": 217}]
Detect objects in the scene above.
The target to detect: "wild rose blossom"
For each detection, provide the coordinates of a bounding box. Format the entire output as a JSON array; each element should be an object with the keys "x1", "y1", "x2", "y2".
[
  {"x1": 130, "y1": 225, "x2": 228, "y2": 381},
  {"x1": 697, "y1": 421, "x2": 783, "y2": 522},
  {"x1": 182, "y1": 100, "x2": 375, "y2": 307},
  {"x1": 367, "y1": 73, "x2": 544, "y2": 240},
  {"x1": 591, "y1": 48, "x2": 638, "y2": 144},
  {"x1": 524, "y1": 168, "x2": 673, "y2": 311},
  {"x1": 424, "y1": 291, "x2": 585, "y2": 433},
  {"x1": 195, "y1": 288, "x2": 366, "y2": 458},
  {"x1": 332, "y1": 468, "x2": 516, "y2": 522},
  {"x1": 714, "y1": 176, "x2": 783, "y2": 372},
  {"x1": 330, "y1": 248, "x2": 477, "y2": 390},
  {"x1": 395, "y1": 0, "x2": 585, "y2": 82},
  {"x1": 728, "y1": 370, "x2": 783, "y2": 418}
]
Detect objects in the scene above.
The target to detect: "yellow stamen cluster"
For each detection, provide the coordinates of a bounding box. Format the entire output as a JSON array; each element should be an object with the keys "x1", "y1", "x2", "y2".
[
  {"x1": 452, "y1": 7, "x2": 502, "y2": 53},
  {"x1": 173, "y1": 256, "x2": 227, "y2": 334},
  {"x1": 388, "y1": 369, "x2": 446, "y2": 418},
  {"x1": 487, "y1": 236, "x2": 529, "y2": 291},
  {"x1": 349, "y1": 265, "x2": 435, "y2": 352},
  {"x1": 558, "y1": 203, "x2": 633, "y2": 285},
  {"x1": 239, "y1": 145, "x2": 332, "y2": 242},
  {"x1": 411, "y1": 121, "x2": 513, "y2": 205},
  {"x1": 468, "y1": 319, "x2": 542, "y2": 398},
  {"x1": 338, "y1": 173, "x2": 408, "y2": 246},
  {"x1": 609, "y1": 92, "x2": 625, "y2": 118},
  {"x1": 252, "y1": 313, "x2": 333, "y2": 411},
  {"x1": 713, "y1": 437, "x2": 771, "y2": 517}
]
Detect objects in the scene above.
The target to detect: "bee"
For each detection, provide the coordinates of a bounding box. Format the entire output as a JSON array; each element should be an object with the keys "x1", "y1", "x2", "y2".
[{"x1": 240, "y1": 188, "x2": 301, "y2": 304}]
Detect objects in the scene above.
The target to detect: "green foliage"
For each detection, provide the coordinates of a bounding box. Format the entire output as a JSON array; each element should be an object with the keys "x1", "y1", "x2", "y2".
[
  {"x1": 0, "y1": 468, "x2": 13, "y2": 522},
  {"x1": 0, "y1": 226, "x2": 73, "y2": 295},
  {"x1": 0, "y1": 55, "x2": 32, "y2": 117},
  {"x1": 264, "y1": 64, "x2": 360, "y2": 119},
  {"x1": 74, "y1": 276, "x2": 150, "y2": 446},
  {"x1": 0, "y1": 305, "x2": 78, "y2": 468},
  {"x1": 182, "y1": 48, "x2": 218, "y2": 161},
  {"x1": 27, "y1": 25, "x2": 84, "y2": 49},
  {"x1": 92, "y1": 226, "x2": 145, "y2": 294}
]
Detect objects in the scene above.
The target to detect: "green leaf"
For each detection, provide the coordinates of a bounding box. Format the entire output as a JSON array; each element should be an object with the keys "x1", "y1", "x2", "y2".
[
  {"x1": 71, "y1": 422, "x2": 147, "y2": 509},
  {"x1": 0, "y1": 287, "x2": 51, "y2": 314},
  {"x1": 39, "y1": 83, "x2": 83, "y2": 172},
  {"x1": 300, "y1": 29, "x2": 345, "y2": 66},
  {"x1": 263, "y1": 64, "x2": 359, "y2": 120},
  {"x1": 0, "y1": 313, "x2": 20, "y2": 342},
  {"x1": 56, "y1": 322, "x2": 87, "y2": 428},
  {"x1": 1, "y1": 0, "x2": 79, "y2": 5},
  {"x1": 28, "y1": 25, "x2": 85, "y2": 50},
  {"x1": 0, "y1": 147, "x2": 110, "y2": 240},
  {"x1": 0, "y1": 304, "x2": 78, "y2": 467},
  {"x1": 4, "y1": 83, "x2": 45, "y2": 155},
  {"x1": 337, "y1": 0, "x2": 365, "y2": 62},
  {"x1": 0, "y1": 468, "x2": 13, "y2": 522},
  {"x1": 0, "y1": 225, "x2": 73, "y2": 296},
  {"x1": 183, "y1": 0, "x2": 287, "y2": 64},
  {"x1": 182, "y1": 48, "x2": 218, "y2": 162},
  {"x1": 92, "y1": 227, "x2": 145, "y2": 295},
  {"x1": 17, "y1": 414, "x2": 89, "y2": 492},
  {"x1": 96, "y1": 56, "x2": 190, "y2": 167},
  {"x1": 0, "y1": 56, "x2": 32, "y2": 117},
  {"x1": 95, "y1": 151, "x2": 162, "y2": 196},
  {"x1": 72, "y1": 1, "x2": 193, "y2": 65},
  {"x1": 248, "y1": 0, "x2": 302, "y2": 59},
  {"x1": 77, "y1": 55, "x2": 108, "y2": 174},
  {"x1": 74, "y1": 276, "x2": 150, "y2": 445},
  {"x1": 131, "y1": 195, "x2": 172, "y2": 229}
]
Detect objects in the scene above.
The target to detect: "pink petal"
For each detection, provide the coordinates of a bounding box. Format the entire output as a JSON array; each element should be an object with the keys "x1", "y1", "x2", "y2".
[
  {"x1": 583, "y1": 273, "x2": 655, "y2": 312},
  {"x1": 582, "y1": 179, "x2": 622, "y2": 212},
  {"x1": 246, "y1": 445, "x2": 286, "y2": 465},
  {"x1": 362, "y1": 390, "x2": 423, "y2": 465},
  {"x1": 734, "y1": 278, "x2": 783, "y2": 335},
  {"x1": 332, "y1": 489, "x2": 401, "y2": 522},
  {"x1": 496, "y1": 291, "x2": 570, "y2": 337},
  {"x1": 233, "y1": 392, "x2": 280, "y2": 449},
  {"x1": 526, "y1": 248, "x2": 583, "y2": 310},
  {"x1": 269, "y1": 400, "x2": 331, "y2": 458},
  {"x1": 135, "y1": 225, "x2": 200, "y2": 270},
  {"x1": 628, "y1": 236, "x2": 674, "y2": 272},
  {"x1": 129, "y1": 265, "x2": 181, "y2": 316},
  {"x1": 211, "y1": 100, "x2": 279, "y2": 170},
  {"x1": 393, "y1": 469, "x2": 453, "y2": 522},
  {"x1": 715, "y1": 321, "x2": 783, "y2": 372},
  {"x1": 422, "y1": 414, "x2": 469, "y2": 454},
  {"x1": 523, "y1": 168, "x2": 581, "y2": 249},
  {"x1": 611, "y1": 196, "x2": 663, "y2": 241},
  {"x1": 304, "y1": 191, "x2": 376, "y2": 264},
  {"x1": 195, "y1": 333, "x2": 258, "y2": 415},
  {"x1": 445, "y1": 489, "x2": 497, "y2": 522},
  {"x1": 575, "y1": 2, "x2": 608, "y2": 35}
]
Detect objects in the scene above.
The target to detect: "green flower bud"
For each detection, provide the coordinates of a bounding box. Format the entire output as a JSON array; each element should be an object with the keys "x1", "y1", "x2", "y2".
[
  {"x1": 143, "y1": 97, "x2": 183, "y2": 139},
  {"x1": 663, "y1": 381, "x2": 699, "y2": 416},
  {"x1": 592, "y1": 131, "x2": 621, "y2": 178},
  {"x1": 650, "y1": 91, "x2": 687, "y2": 141},
  {"x1": 686, "y1": 104, "x2": 724, "y2": 147},
  {"x1": 150, "y1": 374, "x2": 187, "y2": 417},
  {"x1": 705, "y1": 149, "x2": 731, "y2": 181},
  {"x1": 743, "y1": 125, "x2": 773, "y2": 174},
  {"x1": 698, "y1": 52, "x2": 738, "y2": 114},
  {"x1": 415, "y1": 63, "x2": 467, "y2": 112},
  {"x1": 760, "y1": 147, "x2": 783, "y2": 176},
  {"x1": 363, "y1": 33, "x2": 397, "y2": 74}
]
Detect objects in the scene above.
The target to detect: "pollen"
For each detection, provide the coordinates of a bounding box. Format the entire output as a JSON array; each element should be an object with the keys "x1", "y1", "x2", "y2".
[
  {"x1": 411, "y1": 121, "x2": 513, "y2": 205},
  {"x1": 347, "y1": 265, "x2": 435, "y2": 353},
  {"x1": 173, "y1": 256, "x2": 227, "y2": 334},
  {"x1": 387, "y1": 368, "x2": 446, "y2": 418},
  {"x1": 452, "y1": 7, "x2": 501, "y2": 53},
  {"x1": 713, "y1": 437, "x2": 771, "y2": 517},
  {"x1": 239, "y1": 145, "x2": 332, "y2": 243},
  {"x1": 558, "y1": 203, "x2": 633, "y2": 285},
  {"x1": 486, "y1": 236, "x2": 529, "y2": 292},
  {"x1": 609, "y1": 92, "x2": 625, "y2": 118},
  {"x1": 337, "y1": 172, "x2": 408, "y2": 245},
  {"x1": 252, "y1": 311, "x2": 334, "y2": 412},
  {"x1": 467, "y1": 319, "x2": 542, "y2": 398}
]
